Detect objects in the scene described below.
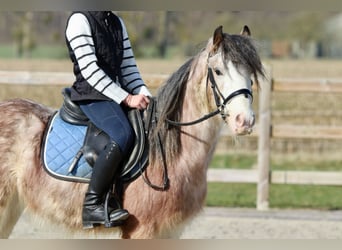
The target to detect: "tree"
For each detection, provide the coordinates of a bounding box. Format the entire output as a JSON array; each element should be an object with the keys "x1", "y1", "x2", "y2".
[
  {"x1": 159, "y1": 11, "x2": 172, "y2": 58},
  {"x1": 11, "y1": 12, "x2": 36, "y2": 58}
]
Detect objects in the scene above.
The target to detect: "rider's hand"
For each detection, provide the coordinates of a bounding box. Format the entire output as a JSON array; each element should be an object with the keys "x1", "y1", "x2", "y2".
[{"x1": 123, "y1": 94, "x2": 150, "y2": 110}]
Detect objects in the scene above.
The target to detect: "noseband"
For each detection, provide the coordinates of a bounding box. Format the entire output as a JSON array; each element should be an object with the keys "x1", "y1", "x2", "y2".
[
  {"x1": 207, "y1": 67, "x2": 253, "y2": 121},
  {"x1": 166, "y1": 67, "x2": 253, "y2": 127}
]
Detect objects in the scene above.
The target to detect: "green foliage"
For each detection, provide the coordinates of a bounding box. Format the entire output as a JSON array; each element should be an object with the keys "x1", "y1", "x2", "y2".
[
  {"x1": 0, "y1": 12, "x2": 338, "y2": 59},
  {"x1": 286, "y1": 12, "x2": 327, "y2": 42}
]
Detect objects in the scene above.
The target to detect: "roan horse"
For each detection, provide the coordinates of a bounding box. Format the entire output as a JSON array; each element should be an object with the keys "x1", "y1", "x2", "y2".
[{"x1": 0, "y1": 25, "x2": 264, "y2": 238}]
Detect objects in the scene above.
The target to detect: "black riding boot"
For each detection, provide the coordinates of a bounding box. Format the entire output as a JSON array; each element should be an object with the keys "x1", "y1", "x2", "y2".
[{"x1": 82, "y1": 141, "x2": 129, "y2": 229}]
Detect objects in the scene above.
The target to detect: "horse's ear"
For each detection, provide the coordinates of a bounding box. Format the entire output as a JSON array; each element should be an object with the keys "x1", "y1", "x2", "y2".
[
  {"x1": 212, "y1": 25, "x2": 223, "y2": 54},
  {"x1": 240, "y1": 25, "x2": 251, "y2": 36}
]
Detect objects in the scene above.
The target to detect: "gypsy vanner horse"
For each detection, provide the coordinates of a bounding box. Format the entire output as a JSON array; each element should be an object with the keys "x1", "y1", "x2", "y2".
[{"x1": 0, "y1": 25, "x2": 264, "y2": 238}]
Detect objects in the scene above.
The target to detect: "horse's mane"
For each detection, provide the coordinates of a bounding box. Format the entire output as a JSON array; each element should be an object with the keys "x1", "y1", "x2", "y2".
[
  {"x1": 149, "y1": 32, "x2": 265, "y2": 165},
  {"x1": 149, "y1": 57, "x2": 194, "y2": 165}
]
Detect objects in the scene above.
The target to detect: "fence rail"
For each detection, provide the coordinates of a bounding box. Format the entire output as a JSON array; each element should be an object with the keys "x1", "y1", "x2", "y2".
[
  {"x1": 207, "y1": 169, "x2": 342, "y2": 186},
  {"x1": 1, "y1": 69, "x2": 342, "y2": 210},
  {"x1": 273, "y1": 78, "x2": 342, "y2": 93},
  {"x1": 0, "y1": 70, "x2": 167, "y2": 88}
]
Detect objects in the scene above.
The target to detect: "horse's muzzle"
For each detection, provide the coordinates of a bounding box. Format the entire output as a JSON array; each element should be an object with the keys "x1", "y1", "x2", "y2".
[{"x1": 232, "y1": 113, "x2": 255, "y2": 135}]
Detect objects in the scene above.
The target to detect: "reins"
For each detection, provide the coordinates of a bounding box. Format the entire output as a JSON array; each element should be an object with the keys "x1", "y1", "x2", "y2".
[{"x1": 140, "y1": 99, "x2": 170, "y2": 191}]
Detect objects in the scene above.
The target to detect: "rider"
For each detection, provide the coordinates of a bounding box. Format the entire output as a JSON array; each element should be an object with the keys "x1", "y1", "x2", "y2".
[{"x1": 65, "y1": 11, "x2": 151, "y2": 228}]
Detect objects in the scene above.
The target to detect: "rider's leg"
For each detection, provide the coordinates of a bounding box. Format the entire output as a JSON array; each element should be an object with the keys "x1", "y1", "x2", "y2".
[
  {"x1": 79, "y1": 100, "x2": 134, "y2": 228},
  {"x1": 82, "y1": 140, "x2": 129, "y2": 228}
]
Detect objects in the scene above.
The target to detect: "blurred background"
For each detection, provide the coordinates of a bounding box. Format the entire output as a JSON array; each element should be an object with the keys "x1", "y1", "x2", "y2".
[
  {"x1": 0, "y1": 11, "x2": 342, "y2": 59},
  {"x1": 0, "y1": 11, "x2": 342, "y2": 211}
]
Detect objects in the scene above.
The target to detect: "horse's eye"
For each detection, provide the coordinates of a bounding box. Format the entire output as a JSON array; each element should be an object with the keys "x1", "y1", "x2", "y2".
[
  {"x1": 214, "y1": 69, "x2": 222, "y2": 76},
  {"x1": 251, "y1": 80, "x2": 254, "y2": 86}
]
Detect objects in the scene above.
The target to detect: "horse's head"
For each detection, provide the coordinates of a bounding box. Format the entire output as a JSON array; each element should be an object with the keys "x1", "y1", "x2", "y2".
[{"x1": 206, "y1": 25, "x2": 264, "y2": 135}]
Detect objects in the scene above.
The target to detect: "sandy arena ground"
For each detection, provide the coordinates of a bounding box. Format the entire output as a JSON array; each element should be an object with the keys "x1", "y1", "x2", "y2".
[{"x1": 9, "y1": 207, "x2": 342, "y2": 239}]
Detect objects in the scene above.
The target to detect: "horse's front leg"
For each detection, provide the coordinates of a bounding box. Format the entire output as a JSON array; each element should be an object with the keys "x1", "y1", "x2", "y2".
[{"x1": 0, "y1": 183, "x2": 24, "y2": 238}]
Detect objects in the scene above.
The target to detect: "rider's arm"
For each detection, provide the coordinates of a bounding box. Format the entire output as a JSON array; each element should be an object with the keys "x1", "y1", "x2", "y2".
[
  {"x1": 118, "y1": 17, "x2": 152, "y2": 98},
  {"x1": 66, "y1": 13, "x2": 129, "y2": 104}
]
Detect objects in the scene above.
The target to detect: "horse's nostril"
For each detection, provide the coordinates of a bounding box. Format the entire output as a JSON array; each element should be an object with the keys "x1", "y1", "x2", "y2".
[
  {"x1": 235, "y1": 114, "x2": 245, "y2": 127},
  {"x1": 235, "y1": 113, "x2": 255, "y2": 128}
]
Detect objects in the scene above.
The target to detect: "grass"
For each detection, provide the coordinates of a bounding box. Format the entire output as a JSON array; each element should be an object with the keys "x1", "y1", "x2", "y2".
[
  {"x1": 210, "y1": 154, "x2": 256, "y2": 170},
  {"x1": 206, "y1": 183, "x2": 342, "y2": 210},
  {"x1": 0, "y1": 44, "x2": 68, "y2": 59},
  {"x1": 211, "y1": 153, "x2": 342, "y2": 171},
  {"x1": 207, "y1": 183, "x2": 257, "y2": 207},
  {"x1": 206, "y1": 153, "x2": 342, "y2": 210}
]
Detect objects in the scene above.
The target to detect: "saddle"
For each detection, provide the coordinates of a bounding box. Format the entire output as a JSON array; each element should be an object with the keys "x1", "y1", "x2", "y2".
[{"x1": 41, "y1": 88, "x2": 155, "y2": 183}]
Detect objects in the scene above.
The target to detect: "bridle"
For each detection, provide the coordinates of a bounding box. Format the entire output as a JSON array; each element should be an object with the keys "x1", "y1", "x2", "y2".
[
  {"x1": 146, "y1": 61, "x2": 254, "y2": 191},
  {"x1": 166, "y1": 65, "x2": 253, "y2": 127},
  {"x1": 142, "y1": 60, "x2": 253, "y2": 191}
]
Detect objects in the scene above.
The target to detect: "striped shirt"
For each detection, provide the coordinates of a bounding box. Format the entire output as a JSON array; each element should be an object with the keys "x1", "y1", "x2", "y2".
[{"x1": 66, "y1": 12, "x2": 151, "y2": 104}]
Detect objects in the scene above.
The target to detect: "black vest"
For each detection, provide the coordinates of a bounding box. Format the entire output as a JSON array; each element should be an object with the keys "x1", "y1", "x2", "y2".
[{"x1": 66, "y1": 11, "x2": 124, "y2": 101}]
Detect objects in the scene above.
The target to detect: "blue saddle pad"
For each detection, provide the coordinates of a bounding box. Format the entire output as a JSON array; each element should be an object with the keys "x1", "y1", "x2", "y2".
[{"x1": 42, "y1": 112, "x2": 93, "y2": 182}]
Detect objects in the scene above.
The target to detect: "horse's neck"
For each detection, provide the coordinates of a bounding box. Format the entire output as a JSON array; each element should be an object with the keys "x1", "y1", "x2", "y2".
[{"x1": 178, "y1": 59, "x2": 223, "y2": 169}]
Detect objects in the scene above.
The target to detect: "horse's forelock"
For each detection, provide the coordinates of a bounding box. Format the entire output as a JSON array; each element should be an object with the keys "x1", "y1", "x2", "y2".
[{"x1": 222, "y1": 33, "x2": 265, "y2": 86}]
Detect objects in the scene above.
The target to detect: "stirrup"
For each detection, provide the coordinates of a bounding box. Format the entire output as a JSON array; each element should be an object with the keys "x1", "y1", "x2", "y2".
[
  {"x1": 104, "y1": 219, "x2": 125, "y2": 228},
  {"x1": 104, "y1": 190, "x2": 129, "y2": 228},
  {"x1": 82, "y1": 216, "x2": 126, "y2": 229}
]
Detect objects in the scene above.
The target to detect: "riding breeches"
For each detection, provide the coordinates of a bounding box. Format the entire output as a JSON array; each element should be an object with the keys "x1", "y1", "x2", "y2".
[{"x1": 79, "y1": 100, "x2": 134, "y2": 155}]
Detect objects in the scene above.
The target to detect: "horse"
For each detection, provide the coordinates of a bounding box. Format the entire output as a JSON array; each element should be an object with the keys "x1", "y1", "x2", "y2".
[{"x1": 0, "y1": 25, "x2": 264, "y2": 239}]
